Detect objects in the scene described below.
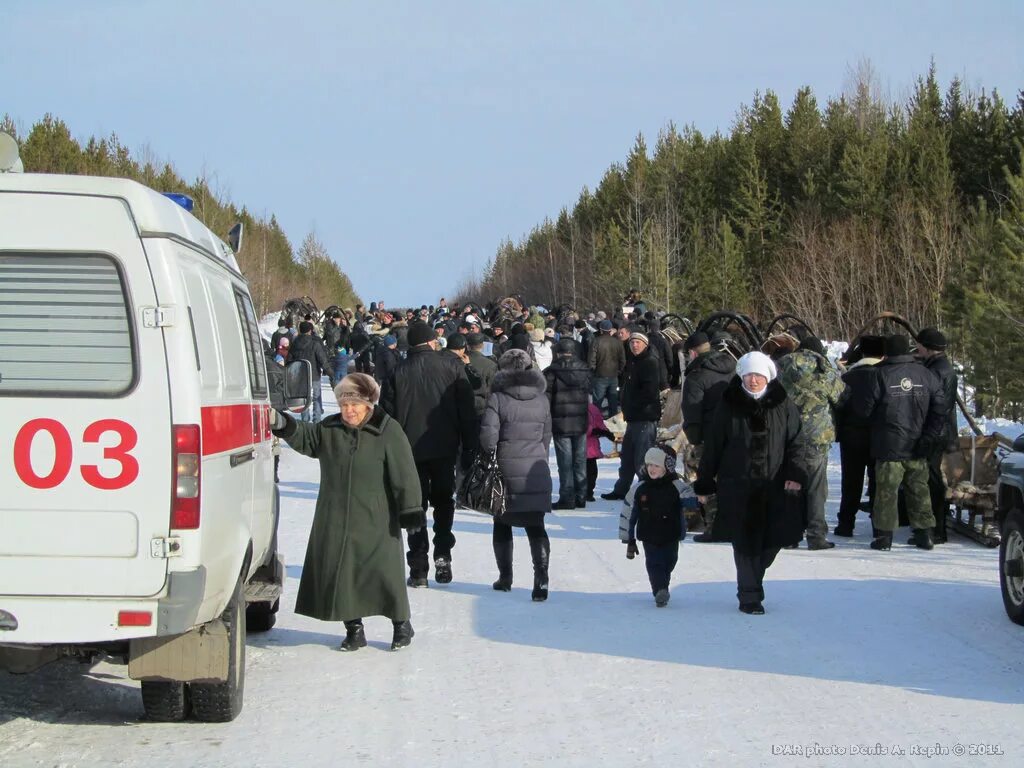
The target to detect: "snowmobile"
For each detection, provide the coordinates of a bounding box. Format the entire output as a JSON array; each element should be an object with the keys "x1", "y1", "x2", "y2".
[{"x1": 280, "y1": 296, "x2": 321, "y2": 325}]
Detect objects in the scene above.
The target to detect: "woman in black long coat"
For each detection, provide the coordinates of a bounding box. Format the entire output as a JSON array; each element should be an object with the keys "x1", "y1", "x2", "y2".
[
  {"x1": 479, "y1": 348, "x2": 553, "y2": 601},
  {"x1": 694, "y1": 351, "x2": 810, "y2": 614}
]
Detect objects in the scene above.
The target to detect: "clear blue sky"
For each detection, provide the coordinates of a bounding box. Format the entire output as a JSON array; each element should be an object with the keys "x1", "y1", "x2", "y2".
[{"x1": 6, "y1": 1, "x2": 1022, "y2": 306}]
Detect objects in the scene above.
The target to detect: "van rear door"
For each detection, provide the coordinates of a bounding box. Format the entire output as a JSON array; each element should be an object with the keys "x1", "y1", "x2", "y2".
[{"x1": 0, "y1": 193, "x2": 172, "y2": 598}]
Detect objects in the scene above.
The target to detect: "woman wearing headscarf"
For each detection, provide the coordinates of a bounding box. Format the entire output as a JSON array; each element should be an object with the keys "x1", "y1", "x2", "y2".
[
  {"x1": 480, "y1": 348, "x2": 553, "y2": 601},
  {"x1": 271, "y1": 373, "x2": 423, "y2": 650},
  {"x1": 694, "y1": 351, "x2": 810, "y2": 614}
]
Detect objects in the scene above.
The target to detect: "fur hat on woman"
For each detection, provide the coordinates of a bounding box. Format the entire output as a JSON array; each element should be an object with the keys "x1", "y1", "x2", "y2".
[
  {"x1": 498, "y1": 348, "x2": 533, "y2": 371},
  {"x1": 334, "y1": 373, "x2": 380, "y2": 406},
  {"x1": 529, "y1": 328, "x2": 545, "y2": 343}
]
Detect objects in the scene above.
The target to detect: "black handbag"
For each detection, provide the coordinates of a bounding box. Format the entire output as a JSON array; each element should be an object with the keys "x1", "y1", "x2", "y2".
[{"x1": 457, "y1": 450, "x2": 507, "y2": 518}]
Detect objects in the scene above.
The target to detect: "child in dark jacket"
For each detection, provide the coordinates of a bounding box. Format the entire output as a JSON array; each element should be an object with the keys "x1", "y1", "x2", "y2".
[{"x1": 621, "y1": 446, "x2": 699, "y2": 607}]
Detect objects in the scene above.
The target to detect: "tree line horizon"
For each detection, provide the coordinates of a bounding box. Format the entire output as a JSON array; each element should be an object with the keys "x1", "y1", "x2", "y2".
[
  {"x1": 452, "y1": 62, "x2": 1024, "y2": 419},
  {"x1": 4, "y1": 60, "x2": 1024, "y2": 418}
]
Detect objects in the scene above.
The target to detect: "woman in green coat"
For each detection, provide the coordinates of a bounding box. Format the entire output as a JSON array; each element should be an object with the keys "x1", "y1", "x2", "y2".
[{"x1": 271, "y1": 373, "x2": 424, "y2": 651}]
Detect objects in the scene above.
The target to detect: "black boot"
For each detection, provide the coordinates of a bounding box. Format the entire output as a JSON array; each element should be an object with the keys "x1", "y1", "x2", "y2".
[
  {"x1": 434, "y1": 556, "x2": 453, "y2": 584},
  {"x1": 909, "y1": 528, "x2": 934, "y2": 550},
  {"x1": 529, "y1": 536, "x2": 550, "y2": 602},
  {"x1": 870, "y1": 534, "x2": 893, "y2": 551},
  {"x1": 391, "y1": 620, "x2": 415, "y2": 651},
  {"x1": 340, "y1": 620, "x2": 366, "y2": 652},
  {"x1": 492, "y1": 539, "x2": 513, "y2": 592}
]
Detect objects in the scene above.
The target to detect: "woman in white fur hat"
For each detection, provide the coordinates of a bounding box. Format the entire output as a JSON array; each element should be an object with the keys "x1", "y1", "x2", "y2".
[{"x1": 692, "y1": 351, "x2": 811, "y2": 615}]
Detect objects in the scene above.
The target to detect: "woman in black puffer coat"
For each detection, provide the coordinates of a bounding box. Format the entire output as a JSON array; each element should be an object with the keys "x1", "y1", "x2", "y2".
[
  {"x1": 694, "y1": 351, "x2": 811, "y2": 615},
  {"x1": 480, "y1": 348, "x2": 553, "y2": 601}
]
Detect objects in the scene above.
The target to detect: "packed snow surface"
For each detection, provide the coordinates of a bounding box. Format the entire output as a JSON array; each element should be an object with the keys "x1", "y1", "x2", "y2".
[{"x1": 2, "y1": 385, "x2": 1022, "y2": 767}]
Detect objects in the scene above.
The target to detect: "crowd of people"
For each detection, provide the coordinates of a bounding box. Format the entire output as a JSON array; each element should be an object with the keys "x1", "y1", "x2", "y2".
[{"x1": 264, "y1": 294, "x2": 960, "y2": 645}]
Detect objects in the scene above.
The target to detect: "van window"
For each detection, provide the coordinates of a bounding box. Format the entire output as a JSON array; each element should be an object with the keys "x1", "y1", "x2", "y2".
[
  {"x1": 234, "y1": 289, "x2": 268, "y2": 399},
  {"x1": 0, "y1": 253, "x2": 134, "y2": 396}
]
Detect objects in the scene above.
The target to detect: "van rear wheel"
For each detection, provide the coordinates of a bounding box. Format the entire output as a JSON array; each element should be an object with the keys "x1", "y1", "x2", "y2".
[
  {"x1": 190, "y1": 578, "x2": 246, "y2": 722},
  {"x1": 141, "y1": 680, "x2": 189, "y2": 722}
]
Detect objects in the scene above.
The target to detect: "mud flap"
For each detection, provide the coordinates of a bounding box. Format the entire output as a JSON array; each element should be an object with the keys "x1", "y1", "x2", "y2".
[{"x1": 128, "y1": 619, "x2": 229, "y2": 683}]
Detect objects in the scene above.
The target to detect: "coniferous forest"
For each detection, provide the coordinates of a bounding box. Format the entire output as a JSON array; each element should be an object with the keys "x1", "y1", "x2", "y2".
[
  {"x1": 0, "y1": 113, "x2": 361, "y2": 318},
  {"x1": 457, "y1": 64, "x2": 1024, "y2": 418}
]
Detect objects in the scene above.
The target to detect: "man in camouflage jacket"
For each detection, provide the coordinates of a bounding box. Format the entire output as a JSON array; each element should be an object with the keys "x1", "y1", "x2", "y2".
[{"x1": 776, "y1": 336, "x2": 846, "y2": 549}]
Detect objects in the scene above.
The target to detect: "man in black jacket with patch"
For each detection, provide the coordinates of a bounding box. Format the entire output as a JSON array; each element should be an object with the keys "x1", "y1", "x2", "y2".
[
  {"x1": 851, "y1": 334, "x2": 946, "y2": 551},
  {"x1": 604, "y1": 331, "x2": 662, "y2": 500},
  {"x1": 546, "y1": 338, "x2": 593, "y2": 509},
  {"x1": 381, "y1": 321, "x2": 478, "y2": 586},
  {"x1": 915, "y1": 327, "x2": 959, "y2": 543},
  {"x1": 290, "y1": 321, "x2": 334, "y2": 422}
]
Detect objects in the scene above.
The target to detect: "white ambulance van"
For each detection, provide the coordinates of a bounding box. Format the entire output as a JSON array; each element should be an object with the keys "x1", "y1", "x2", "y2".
[{"x1": 0, "y1": 145, "x2": 298, "y2": 722}]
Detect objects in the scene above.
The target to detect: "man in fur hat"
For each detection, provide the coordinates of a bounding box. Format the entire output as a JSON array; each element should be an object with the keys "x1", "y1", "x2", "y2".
[{"x1": 915, "y1": 328, "x2": 958, "y2": 543}]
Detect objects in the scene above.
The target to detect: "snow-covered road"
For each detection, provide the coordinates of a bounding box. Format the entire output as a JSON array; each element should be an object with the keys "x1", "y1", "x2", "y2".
[{"x1": 2, "y1": 391, "x2": 1022, "y2": 767}]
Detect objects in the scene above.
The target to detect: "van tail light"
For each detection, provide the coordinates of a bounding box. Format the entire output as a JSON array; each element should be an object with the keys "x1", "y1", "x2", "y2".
[{"x1": 172, "y1": 424, "x2": 201, "y2": 529}]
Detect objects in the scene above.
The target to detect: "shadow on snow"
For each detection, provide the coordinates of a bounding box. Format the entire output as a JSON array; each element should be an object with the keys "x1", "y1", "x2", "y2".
[{"x1": 442, "y1": 576, "x2": 1024, "y2": 706}]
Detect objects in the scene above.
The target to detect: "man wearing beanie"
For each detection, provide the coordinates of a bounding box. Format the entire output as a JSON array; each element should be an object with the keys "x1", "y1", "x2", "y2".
[
  {"x1": 834, "y1": 335, "x2": 885, "y2": 536},
  {"x1": 915, "y1": 328, "x2": 958, "y2": 543},
  {"x1": 546, "y1": 337, "x2": 593, "y2": 509},
  {"x1": 850, "y1": 334, "x2": 946, "y2": 551},
  {"x1": 776, "y1": 333, "x2": 846, "y2": 550},
  {"x1": 381, "y1": 320, "x2": 478, "y2": 586},
  {"x1": 373, "y1": 334, "x2": 400, "y2": 387},
  {"x1": 681, "y1": 330, "x2": 736, "y2": 541},
  {"x1": 603, "y1": 330, "x2": 662, "y2": 500},
  {"x1": 291, "y1": 321, "x2": 335, "y2": 422},
  {"x1": 622, "y1": 445, "x2": 699, "y2": 607},
  {"x1": 589, "y1": 319, "x2": 626, "y2": 418},
  {"x1": 467, "y1": 332, "x2": 498, "y2": 419}
]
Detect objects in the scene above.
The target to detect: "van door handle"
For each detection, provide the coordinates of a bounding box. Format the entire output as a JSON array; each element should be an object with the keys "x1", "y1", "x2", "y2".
[{"x1": 230, "y1": 449, "x2": 256, "y2": 468}]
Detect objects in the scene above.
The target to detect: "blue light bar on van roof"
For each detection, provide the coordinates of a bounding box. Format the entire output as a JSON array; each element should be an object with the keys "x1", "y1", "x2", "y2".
[{"x1": 163, "y1": 192, "x2": 194, "y2": 212}]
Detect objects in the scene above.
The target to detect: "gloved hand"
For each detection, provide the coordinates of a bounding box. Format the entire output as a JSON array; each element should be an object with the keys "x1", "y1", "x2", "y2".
[
  {"x1": 270, "y1": 409, "x2": 288, "y2": 430},
  {"x1": 626, "y1": 540, "x2": 638, "y2": 559}
]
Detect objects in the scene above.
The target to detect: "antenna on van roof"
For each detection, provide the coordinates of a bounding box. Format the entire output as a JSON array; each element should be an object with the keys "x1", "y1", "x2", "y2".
[{"x1": 0, "y1": 133, "x2": 24, "y2": 173}]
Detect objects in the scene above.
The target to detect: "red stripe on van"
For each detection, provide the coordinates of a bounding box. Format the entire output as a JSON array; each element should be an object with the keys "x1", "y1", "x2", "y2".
[{"x1": 200, "y1": 405, "x2": 254, "y2": 456}]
